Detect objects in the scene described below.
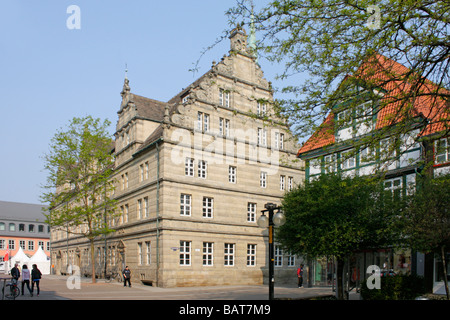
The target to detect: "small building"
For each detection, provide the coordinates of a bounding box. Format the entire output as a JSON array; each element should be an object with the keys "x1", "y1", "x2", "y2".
[{"x1": 0, "y1": 200, "x2": 50, "y2": 272}]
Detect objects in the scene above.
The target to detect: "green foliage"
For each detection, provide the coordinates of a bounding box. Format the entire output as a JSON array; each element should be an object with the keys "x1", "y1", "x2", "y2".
[
  {"x1": 398, "y1": 173, "x2": 450, "y2": 254},
  {"x1": 41, "y1": 116, "x2": 117, "y2": 239},
  {"x1": 360, "y1": 274, "x2": 426, "y2": 300},
  {"x1": 278, "y1": 173, "x2": 396, "y2": 260}
]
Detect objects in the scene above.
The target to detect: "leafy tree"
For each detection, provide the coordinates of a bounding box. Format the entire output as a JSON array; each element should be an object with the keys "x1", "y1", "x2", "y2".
[
  {"x1": 227, "y1": 0, "x2": 449, "y2": 151},
  {"x1": 397, "y1": 173, "x2": 450, "y2": 299},
  {"x1": 277, "y1": 173, "x2": 397, "y2": 299},
  {"x1": 41, "y1": 116, "x2": 117, "y2": 283}
]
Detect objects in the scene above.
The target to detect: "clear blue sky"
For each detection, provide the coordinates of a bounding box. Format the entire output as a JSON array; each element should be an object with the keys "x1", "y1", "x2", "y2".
[{"x1": 0, "y1": 0, "x2": 296, "y2": 205}]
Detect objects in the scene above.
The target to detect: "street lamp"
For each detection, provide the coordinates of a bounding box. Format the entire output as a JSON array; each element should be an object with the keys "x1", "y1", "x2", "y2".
[{"x1": 257, "y1": 203, "x2": 285, "y2": 300}]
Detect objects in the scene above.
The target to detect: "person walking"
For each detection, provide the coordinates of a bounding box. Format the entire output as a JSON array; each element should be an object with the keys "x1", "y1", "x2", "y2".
[
  {"x1": 297, "y1": 264, "x2": 304, "y2": 288},
  {"x1": 21, "y1": 265, "x2": 33, "y2": 296},
  {"x1": 122, "y1": 266, "x2": 131, "y2": 287},
  {"x1": 31, "y1": 264, "x2": 42, "y2": 296}
]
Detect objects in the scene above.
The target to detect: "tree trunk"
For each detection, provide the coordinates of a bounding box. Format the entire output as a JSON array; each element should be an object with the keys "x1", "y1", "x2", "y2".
[
  {"x1": 90, "y1": 239, "x2": 96, "y2": 284},
  {"x1": 336, "y1": 258, "x2": 345, "y2": 300},
  {"x1": 440, "y1": 246, "x2": 449, "y2": 300}
]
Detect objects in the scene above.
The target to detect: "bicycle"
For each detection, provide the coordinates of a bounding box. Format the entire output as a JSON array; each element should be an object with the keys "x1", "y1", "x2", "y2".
[
  {"x1": 5, "y1": 279, "x2": 20, "y2": 299},
  {"x1": 105, "y1": 272, "x2": 122, "y2": 283}
]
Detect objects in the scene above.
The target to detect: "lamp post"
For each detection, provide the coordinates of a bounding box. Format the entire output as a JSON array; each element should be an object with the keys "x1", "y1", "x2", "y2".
[{"x1": 257, "y1": 203, "x2": 286, "y2": 300}]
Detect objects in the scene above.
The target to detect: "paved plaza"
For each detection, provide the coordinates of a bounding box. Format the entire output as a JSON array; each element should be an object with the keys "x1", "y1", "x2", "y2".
[{"x1": 1, "y1": 274, "x2": 335, "y2": 300}]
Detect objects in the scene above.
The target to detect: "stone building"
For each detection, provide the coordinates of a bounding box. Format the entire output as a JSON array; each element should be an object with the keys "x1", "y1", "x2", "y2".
[{"x1": 50, "y1": 26, "x2": 304, "y2": 287}]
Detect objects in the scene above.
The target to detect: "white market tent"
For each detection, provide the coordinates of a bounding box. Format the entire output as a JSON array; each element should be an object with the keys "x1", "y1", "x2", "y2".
[
  {"x1": 9, "y1": 247, "x2": 30, "y2": 269},
  {"x1": 28, "y1": 246, "x2": 50, "y2": 275}
]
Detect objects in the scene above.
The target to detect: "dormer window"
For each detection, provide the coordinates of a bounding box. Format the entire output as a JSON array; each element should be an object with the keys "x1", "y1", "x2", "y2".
[{"x1": 337, "y1": 109, "x2": 352, "y2": 127}]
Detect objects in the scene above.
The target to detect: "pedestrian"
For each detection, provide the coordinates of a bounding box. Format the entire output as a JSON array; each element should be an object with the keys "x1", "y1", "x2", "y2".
[
  {"x1": 21, "y1": 264, "x2": 33, "y2": 296},
  {"x1": 297, "y1": 264, "x2": 304, "y2": 288},
  {"x1": 122, "y1": 266, "x2": 131, "y2": 287},
  {"x1": 10, "y1": 263, "x2": 20, "y2": 281},
  {"x1": 31, "y1": 264, "x2": 42, "y2": 296}
]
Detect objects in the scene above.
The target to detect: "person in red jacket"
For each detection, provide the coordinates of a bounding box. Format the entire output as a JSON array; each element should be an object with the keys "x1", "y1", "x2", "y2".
[{"x1": 297, "y1": 264, "x2": 304, "y2": 288}]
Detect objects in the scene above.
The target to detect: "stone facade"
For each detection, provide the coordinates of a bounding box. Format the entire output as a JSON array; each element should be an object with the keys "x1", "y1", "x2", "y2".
[{"x1": 50, "y1": 27, "x2": 304, "y2": 287}]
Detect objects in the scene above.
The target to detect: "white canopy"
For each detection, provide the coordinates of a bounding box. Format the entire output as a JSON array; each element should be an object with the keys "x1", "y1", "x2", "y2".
[
  {"x1": 28, "y1": 246, "x2": 50, "y2": 275},
  {"x1": 10, "y1": 247, "x2": 30, "y2": 266}
]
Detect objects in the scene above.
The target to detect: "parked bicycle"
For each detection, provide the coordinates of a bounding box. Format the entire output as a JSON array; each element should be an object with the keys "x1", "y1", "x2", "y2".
[
  {"x1": 5, "y1": 279, "x2": 20, "y2": 299},
  {"x1": 105, "y1": 271, "x2": 122, "y2": 283}
]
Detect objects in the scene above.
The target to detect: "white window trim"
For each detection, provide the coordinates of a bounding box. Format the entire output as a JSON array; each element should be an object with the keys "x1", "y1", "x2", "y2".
[
  {"x1": 202, "y1": 197, "x2": 214, "y2": 218},
  {"x1": 180, "y1": 194, "x2": 192, "y2": 216}
]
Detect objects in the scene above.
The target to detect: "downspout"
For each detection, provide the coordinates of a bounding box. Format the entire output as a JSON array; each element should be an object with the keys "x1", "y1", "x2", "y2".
[{"x1": 156, "y1": 142, "x2": 161, "y2": 287}]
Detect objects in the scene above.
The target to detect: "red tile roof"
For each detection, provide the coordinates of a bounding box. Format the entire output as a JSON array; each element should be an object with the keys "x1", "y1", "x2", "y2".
[{"x1": 298, "y1": 54, "x2": 449, "y2": 155}]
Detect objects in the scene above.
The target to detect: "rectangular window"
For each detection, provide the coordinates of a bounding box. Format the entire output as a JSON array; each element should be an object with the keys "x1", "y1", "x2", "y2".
[
  {"x1": 274, "y1": 132, "x2": 285, "y2": 150},
  {"x1": 337, "y1": 108, "x2": 352, "y2": 127},
  {"x1": 202, "y1": 197, "x2": 214, "y2": 218},
  {"x1": 124, "y1": 204, "x2": 129, "y2": 223},
  {"x1": 219, "y1": 89, "x2": 230, "y2": 108},
  {"x1": 20, "y1": 240, "x2": 25, "y2": 249},
  {"x1": 140, "y1": 164, "x2": 144, "y2": 182},
  {"x1": 138, "y1": 242, "x2": 143, "y2": 265},
  {"x1": 198, "y1": 160, "x2": 207, "y2": 179},
  {"x1": 28, "y1": 240, "x2": 34, "y2": 251},
  {"x1": 137, "y1": 199, "x2": 142, "y2": 219},
  {"x1": 257, "y1": 102, "x2": 266, "y2": 116},
  {"x1": 185, "y1": 158, "x2": 194, "y2": 177},
  {"x1": 144, "y1": 197, "x2": 149, "y2": 218},
  {"x1": 247, "y1": 244, "x2": 256, "y2": 266},
  {"x1": 288, "y1": 176, "x2": 294, "y2": 191},
  {"x1": 435, "y1": 137, "x2": 450, "y2": 164},
  {"x1": 324, "y1": 154, "x2": 337, "y2": 173},
  {"x1": 219, "y1": 118, "x2": 231, "y2": 137},
  {"x1": 180, "y1": 241, "x2": 191, "y2": 266},
  {"x1": 145, "y1": 161, "x2": 149, "y2": 179},
  {"x1": 275, "y1": 245, "x2": 283, "y2": 267},
  {"x1": 380, "y1": 138, "x2": 397, "y2": 160},
  {"x1": 280, "y1": 175, "x2": 286, "y2": 191},
  {"x1": 180, "y1": 194, "x2": 191, "y2": 216},
  {"x1": 384, "y1": 177, "x2": 402, "y2": 200},
  {"x1": 145, "y1": 241, "x2": 151, "y2": 265},
  {"x1": 260, "y1": 171, "x2": 267, "y2": 188},
  {"x1": 228, "y1": 166, "x2": 237, "y2": 183},
  {"x1": 257, "y1": 128, "x2": 267, "y2": 146},
  {"x1": 197, "y1": 112, "x2": 210, "y2": 132},
  {"x1": 287, "y1": 251, "x2": 296, "y2": 266},
  {"x1": 203, "y1": 242, "x2": 213, "y2": 266},
  {"x1": 340, "y1": 150, "x2": 355, "y2": 170},
  {"x1": 247, "y1": 202, "x2": 256, "y2": 222},
  {"x1": 360, "y1": 147, "x2": 375, "y2": 165},
  {"x1": 224, "y1": 243, "x2": 235, "y2": 266}
]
